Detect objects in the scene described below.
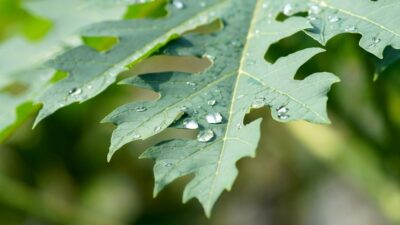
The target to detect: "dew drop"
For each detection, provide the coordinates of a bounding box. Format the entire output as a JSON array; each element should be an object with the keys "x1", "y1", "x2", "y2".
[
  {"x1": 283, "y1": 3, "x2": 293, "y2": 16},
  {"x1": 186, "y1": 81, "x2": 196, "y2": 86},
  {"x1": 172, "y1": 0, "x2": 185, "y2": 9},
  {"x1": 373, "y1": 37, "x2": 381, "y2": 44},
  {"x1": 183, "y1": 119, "x2": 199, "y2": 129},
  {"x1": 328, "y1": 15, "x2": 340, "y2": 23},
  {"x1": 199, "y1": 1, "x2": 206, "y2": 7},
  {"x1": 135, "y1": 106, "x2": 147, "y2": 112},
  {"x1": 278, "y1": 114, "x2": 290, "y2": 120},
  {"x1": 344, "y1": 25, "x2": 357, "y2": 32},
  {"x1": 180, "y1": 106, "x2": 189, "y2": 112},
  {"x1": 197, "y1": 129, "x2": 214, "y2": 143},
  {"x1": 237, "y1": 94, "x2": 245, "y2": 100},
  {"x1": 276, "y1": 106, "x2": 289, "y2": 114},
  {"x1": 307, "y1": 15, "x2": 317, "y2": 21},
  {"x1": 206, "y1": 112, "x2": 223, "y2": 124},
  {"x1": 154, "y1": 126, "x2": 162, "y2": 132},
  {"x1": 251, "y1": 97, "x2": 265, "y2": 109},
  {"x1": 163, "y1": 162, "x2": 173, "y2": 167},
  {"x1": 132, "y1": 133, "x2": 141, "y2": 139},
  {"x1": 68, "y1": 87, "x2": 82, "y2": 96},
  {"x1": 208, "y1": 99, "x2": 217, "y2": 106},
  {"x1": 236, "y1": 123, "x2": 243, "y2": 130},
  {"x1": 308, "y1": 4, "x2": 321, "y2": 14}
]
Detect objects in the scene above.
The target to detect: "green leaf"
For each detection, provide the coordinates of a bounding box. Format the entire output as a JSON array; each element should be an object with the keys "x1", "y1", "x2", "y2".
[
  {"x1": 105, "y1": 0, "x2": 339, "y2": 216},
  {"x1": 284, "y1": 0, "x2": 400, "y2": 59},
  {"x1": 0, "y1": 0, "x2": 140, "y2": 141},
  {"x1": 33, "y1": 0, "x2": 229, "y2": 125}
]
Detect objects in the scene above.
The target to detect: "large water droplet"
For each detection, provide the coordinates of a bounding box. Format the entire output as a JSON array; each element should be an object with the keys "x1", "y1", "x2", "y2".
[
  {"x1": 206, "y1": 112, "x2": 223, "y2": 124},
  {"x1": 276, "y1": 106, "x2": 290, "y2": 120},
  {"x1": 183, "y1": 119, "x2": 199, "y2": 129},
  {"x1": 283, "y1": 3, "x2": 293, "y2": 15},
  {"x1": 278, "y1": 114, "x2": 290, "y2": 120},
  {"x1": 172, "y1": 0, "x2": 185, "y2": 9},
  {"x1": 135, "y1": 106, "x2": 147, "y2": 112},
  {"x1": 68, "y1": 87, "x2": 82, "y2": 96},
  {"x1": 276, "y1": 106, "x2": 289, "y2": 114},
  {"x1": 197, "y1": 129, "x2": 214, "y2": 143}
]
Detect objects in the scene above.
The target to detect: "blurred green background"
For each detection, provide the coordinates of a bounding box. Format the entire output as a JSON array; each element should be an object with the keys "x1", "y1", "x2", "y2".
[{"x1": 1, "y1": 0, "x2": 400, "y2": 225}]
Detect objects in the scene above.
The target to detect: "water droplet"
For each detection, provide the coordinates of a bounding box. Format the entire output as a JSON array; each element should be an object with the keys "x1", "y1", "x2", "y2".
[
  {"x1": 308, "y1": 4, "x2": 321, "y2": 14},
  {"x1": 186, "y1": 81, "x2": 196, "y2": 86},
  {"x1": 251, "y1": 97, "x2": 265, "y2": 109},
  {"x1": 262, "y1": 2, "x2": 269, "y2": 9},
  {"x1": 231, "y1": 40, "x2": 241, "y2": 47},
  {"x1": 199, "y1": 1, "x2": 206, "y2": 7},
  {"x1": 236, "y1": 123, "x2": 243, "y2": 130},
  {"x1": 276, "y1": 106, "x2": 290, "y2": 120},
  {"x1": 369, "y1": 37, "x2": 381, "y2": 48},
  {"x1": 132, "y1": 133, "x2": 141, "y2": 139},
  {"x1": 154, "y1": 126, "x2": 162, "y2": 132},
  {"x1": 276, "y1": 106, "x2": 289, "y2": 114},
  {"x1": 307, "y1": 15, "x2": 317, "y2": 21},
  {"x1": 208, "y1": 100, "x2": 217, "y2": 106},
  {"x1": 163, "y1": 162, "x2": 173, "y2": 167},
  {"x1": 278, "y1": 114, "x2": 290, "y2": 120},
  {"x1": 68, "y1": 87, "x2": 82, "y2": 96},
  {"x1": 283, "y1": 3, "x2": 293, "y2": 15},
  {"x1": 373, "y1": 37, "x2": 381, "y2": 44},
  {"x1": 180, "y1": 106, "x2": 189, "y2": 112},
  {"x1": 172, "y1": 0, "x2": 185, "y2": 9},
  {"x1": 135, "y1": 106, "x2": 147, "y2": 112},
  {"x1": 328, "y1": 15, "x2": 340, "y2": 23},
  {"x1": 344, "y1": 25, "x2": 357, "y2": 32},
  {"x1": 183, "y1": 119, "x2": 199, "y2": 129},
  {"x1": 87, "y1": 84, "x2": 93, "y2": 89},
  {"x1": 197, "y1": 129, "x2": 214, "y2": 143},
  {"x1": 237, "y1": 94, "x2": 245, "y2": 100},
  {"x1": 206, "y1": 112, "x2": 223, "y2": 124}
]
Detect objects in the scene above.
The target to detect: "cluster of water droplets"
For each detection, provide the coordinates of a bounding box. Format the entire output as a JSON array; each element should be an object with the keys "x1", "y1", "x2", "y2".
[{"x1": 276, "y1": 105, "x2": 290, "y2": 120}]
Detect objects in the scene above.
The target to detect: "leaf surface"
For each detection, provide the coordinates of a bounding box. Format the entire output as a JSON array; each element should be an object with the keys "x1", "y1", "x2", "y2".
[
  {"x1": 0, "y1": 0, "x2": 141, "y2": 141},
  {"x1": 285, "y1": 0, "x2": 400, "y2": 58},
  {"x1": 34, "y1": 0, "x2": 228, "y2": 125},
  {"x1": 105, "y1": 0, "x2": 339, "y2": 215}
]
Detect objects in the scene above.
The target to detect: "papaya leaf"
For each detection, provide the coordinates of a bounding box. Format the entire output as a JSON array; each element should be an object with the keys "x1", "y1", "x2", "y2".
[
  {"x1": 105, "y1": 0, "x2": 339, "y2": 216},
  {"x1": 283, "y1": 0, "x2": 400, "y2": 59},
  {"x1": 0, "y1": 0, "x2": 143, "y2": 141},
  {"x1": 33, "y1": 0, "x2": 228, "y2": 125}
]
